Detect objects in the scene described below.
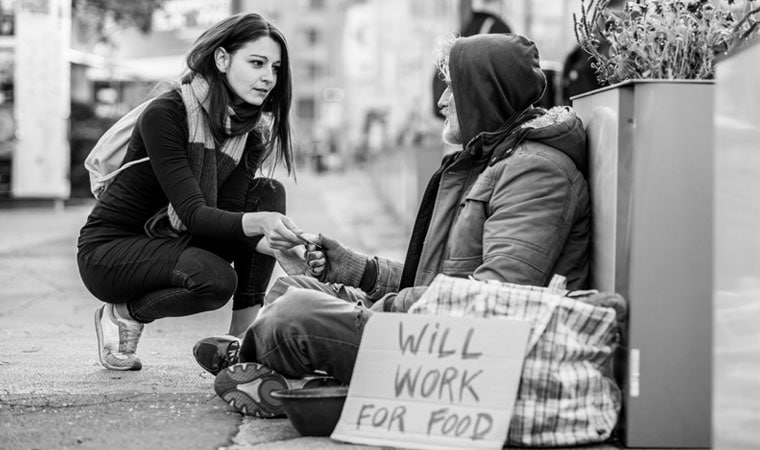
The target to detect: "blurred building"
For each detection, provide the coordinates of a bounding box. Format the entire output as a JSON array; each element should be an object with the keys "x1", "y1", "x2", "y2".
[
  {"x1": 237, "y1": 0, "x2": 579, "y2": 167},
  {"x1": 0, "y1": 0, "x2": 586, "y2": 199},
  {"x1": 2, "y1": 0, "x2": 71, "y2": 199},
  {"x1": 0, "y1": 0, "x2": 13, "y2": 196},
  {"x1": 239, "y1": 0, "x2": 459, "y2": 168}
]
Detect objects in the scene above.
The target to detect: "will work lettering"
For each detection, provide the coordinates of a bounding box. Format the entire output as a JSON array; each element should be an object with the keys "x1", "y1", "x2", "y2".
[{"x1": 397, "y1": 322, "x2": 483, "y2": 360}]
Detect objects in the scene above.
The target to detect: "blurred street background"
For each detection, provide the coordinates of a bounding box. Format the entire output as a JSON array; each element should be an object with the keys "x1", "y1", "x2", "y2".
[{"x1": 0, "y1": 0, "x2": 759, "y2": 449}]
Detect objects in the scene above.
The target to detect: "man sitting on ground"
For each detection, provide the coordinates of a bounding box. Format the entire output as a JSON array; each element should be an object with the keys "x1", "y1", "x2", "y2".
[{"x1": 195, "y1": 33, "x2": 591, "y2": 418}]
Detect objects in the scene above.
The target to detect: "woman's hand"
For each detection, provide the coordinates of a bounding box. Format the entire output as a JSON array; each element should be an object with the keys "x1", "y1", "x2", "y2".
[
  {"x1": 272, "y1": 245, "x2": 310, "y2": 276},
  {"x1": 242, "y1": 212, "x2": 304, "y2": 250},
  {"x1": 274, "y1": 231, "x2": 326, "y2": 278}
]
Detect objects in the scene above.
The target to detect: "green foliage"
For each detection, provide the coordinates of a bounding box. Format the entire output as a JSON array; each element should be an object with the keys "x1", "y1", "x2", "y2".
[{"x1": 574, "y1": 0, "x2": 760, "y2": 84}]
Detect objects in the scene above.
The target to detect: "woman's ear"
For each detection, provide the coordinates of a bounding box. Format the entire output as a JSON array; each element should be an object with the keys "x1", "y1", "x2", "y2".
[{"x1": 214, "y1": 47, "x2": 229, "y2": 73}]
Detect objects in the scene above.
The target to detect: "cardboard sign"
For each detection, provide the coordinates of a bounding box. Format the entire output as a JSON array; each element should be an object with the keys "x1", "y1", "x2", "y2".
[{"x1": 331, "y1": 313, "x2": 530, "y2": 450}]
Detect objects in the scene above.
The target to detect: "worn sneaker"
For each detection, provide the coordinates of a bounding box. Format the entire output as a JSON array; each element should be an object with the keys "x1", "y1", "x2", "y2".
[
  {"x1": 193, "y1": 335, "x2": 241, "y2": 376},
  {"x1": 214, "y1": 363, "x2": 341, "y2": 417},
  {"x1": 94, "y1": 304, "x2": 144, "y2": 371}
]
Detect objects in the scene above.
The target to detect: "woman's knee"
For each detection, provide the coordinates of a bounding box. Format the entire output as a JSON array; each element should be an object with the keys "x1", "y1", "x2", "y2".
[
  {"x1": 200, "y1": 268, "x2": 237, "y2": 310},
  {"x1": 246, "y1": 178, "x2": 286, "y2": 214},
  {"x1": 175, "y1": 248, "x2": 238, "y2": 310}
]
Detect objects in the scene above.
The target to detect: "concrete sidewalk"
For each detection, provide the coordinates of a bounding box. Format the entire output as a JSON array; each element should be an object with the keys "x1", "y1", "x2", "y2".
[{"x1": 0, "y1": 168, "x2": 408, "y2": 450}]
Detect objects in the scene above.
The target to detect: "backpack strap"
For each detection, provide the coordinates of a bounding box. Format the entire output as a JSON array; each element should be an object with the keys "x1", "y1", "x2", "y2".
[{"x1": 97, "y1": 156, "x2": 149, "y2": 183}]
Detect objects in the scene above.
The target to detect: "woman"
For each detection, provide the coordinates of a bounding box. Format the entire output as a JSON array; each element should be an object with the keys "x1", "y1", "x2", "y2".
[{"x1": 77, "y1": 13, "x2": 309, "y2": 371}]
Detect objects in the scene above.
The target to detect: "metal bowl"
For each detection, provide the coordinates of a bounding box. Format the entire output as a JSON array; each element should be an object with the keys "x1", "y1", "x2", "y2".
[{"x1": 271, "y1": 386, "x2": 348, "y2": 436}]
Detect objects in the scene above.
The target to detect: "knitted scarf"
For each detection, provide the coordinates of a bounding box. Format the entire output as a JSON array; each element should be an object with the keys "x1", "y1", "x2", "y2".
[{"x1": 145, "y1": 76, "x2": 260, "y2": 237}]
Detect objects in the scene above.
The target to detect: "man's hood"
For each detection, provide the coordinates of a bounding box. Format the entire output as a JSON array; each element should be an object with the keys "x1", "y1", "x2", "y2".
[
  {"x1": 449, "y1": 34, "x2": 587, "y2": 175},
  {"x1": 449, "y1": 33, "x2": 547, "y2": 146},
  {"x1": 517, "y1": 106, "x2": 588, "y2": 176}
]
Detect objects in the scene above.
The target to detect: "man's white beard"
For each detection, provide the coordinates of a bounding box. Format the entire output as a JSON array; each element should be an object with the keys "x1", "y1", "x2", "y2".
[{"x1": 442, "y1": 120, "x2": 462, "y2": 145}]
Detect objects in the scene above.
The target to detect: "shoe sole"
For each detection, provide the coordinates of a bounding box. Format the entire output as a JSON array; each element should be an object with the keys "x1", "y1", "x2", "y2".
[
  {"x1": 214, "y1": 363, "x2": 288, "y2": 418},
  {"x1": 94, "y1": 306, "x2": 141, "y2": 371},
  {"x1": 193, "y1": 338, "x2": 239, "y2": 376}
]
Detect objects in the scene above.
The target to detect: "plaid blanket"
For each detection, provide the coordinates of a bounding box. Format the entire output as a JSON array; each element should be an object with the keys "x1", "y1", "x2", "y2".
[{"x1": 409, "y1": 274, "x2": 626, "y2": 447}]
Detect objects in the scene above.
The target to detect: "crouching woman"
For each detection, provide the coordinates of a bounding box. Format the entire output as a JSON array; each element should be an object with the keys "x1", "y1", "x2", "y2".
[{"x1": 77, "y1": 13, "x2": 305, "y2": 371}]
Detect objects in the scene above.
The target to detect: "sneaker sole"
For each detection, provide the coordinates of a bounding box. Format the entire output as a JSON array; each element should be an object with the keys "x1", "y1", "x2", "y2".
[
  {"x1": 193, "y1": 338, "x2": 239, "y2": 376},
  {"x1": 214, "y1": 363, "x2": 288, "y2": 418},
  {"x1": 94, "y1": 306, "x2": 141, "y2": 371}
]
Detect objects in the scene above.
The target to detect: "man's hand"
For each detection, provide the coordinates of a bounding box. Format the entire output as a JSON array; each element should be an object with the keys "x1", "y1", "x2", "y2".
[
  {"x1": 296, "y1": 232, "x2": 324, "y2": 278},
  {"x1": 311, "y1": 234, "x2": 368, "y2": 287}
]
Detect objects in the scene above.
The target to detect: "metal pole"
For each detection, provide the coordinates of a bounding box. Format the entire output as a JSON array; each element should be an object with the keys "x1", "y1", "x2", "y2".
[
  {"x1": 231, "y1": 0, "x2": 242, "y2": 14},
  {"x1": 524, "y1": 0, "x2": 532, "y2": 36}
]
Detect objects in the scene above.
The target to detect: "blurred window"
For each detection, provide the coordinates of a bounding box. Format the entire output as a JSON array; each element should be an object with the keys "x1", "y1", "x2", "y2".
[
  {"x1": 307, "y1": 63, "x2": 322, "y2": 79},
  {"x1": 0, "y1": 13, "x2": 12, "y2": 36},
  {"x1": 297, "y1": 98, "x2": 316, "y2": 120},
  {"x1": 303, "y1": 27, "x2": 320, "y2": 45}
]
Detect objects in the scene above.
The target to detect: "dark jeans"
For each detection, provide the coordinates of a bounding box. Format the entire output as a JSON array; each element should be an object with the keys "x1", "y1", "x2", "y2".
[
  {"x1": 80, "y1": 178, "x2": 285, "y2": 323},
  {"x1": 239, "y1": 275, "x2": 374, "y2": 384}
]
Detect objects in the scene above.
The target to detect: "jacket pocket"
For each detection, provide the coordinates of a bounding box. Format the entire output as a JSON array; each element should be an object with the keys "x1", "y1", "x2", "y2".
[{"x1": 447, "y1": 175, "x2": 492, "y2": 260}]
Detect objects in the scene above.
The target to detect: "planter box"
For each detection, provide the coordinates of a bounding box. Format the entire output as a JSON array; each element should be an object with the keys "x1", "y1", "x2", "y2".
[{"x1": 572, "y1": 80, "x2": 713, "y2": 448}]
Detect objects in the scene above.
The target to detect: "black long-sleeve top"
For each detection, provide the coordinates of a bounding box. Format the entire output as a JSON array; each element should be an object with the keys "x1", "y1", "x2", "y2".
[{"x1": 77, "y1": 90, "x2": 261, "y2": 273}]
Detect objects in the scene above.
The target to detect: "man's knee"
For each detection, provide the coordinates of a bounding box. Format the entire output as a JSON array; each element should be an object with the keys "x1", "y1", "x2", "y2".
[
  {"x1": 257, "y1": 287, "x2": 317, "y2": 329},
  {"x1": 265, "y1": 276, "x2": 319, "y2": 305}
]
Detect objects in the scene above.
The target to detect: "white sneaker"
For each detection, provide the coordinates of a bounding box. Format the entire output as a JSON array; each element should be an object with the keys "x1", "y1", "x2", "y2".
[{"x1": 94, "y1": 304, "x2": 144, "y2": 371}]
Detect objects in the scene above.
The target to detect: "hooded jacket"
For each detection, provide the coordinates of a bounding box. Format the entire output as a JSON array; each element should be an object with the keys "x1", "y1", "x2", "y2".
[{"x1": 369, "y1": 34, "x2": 591, "y2": 312}]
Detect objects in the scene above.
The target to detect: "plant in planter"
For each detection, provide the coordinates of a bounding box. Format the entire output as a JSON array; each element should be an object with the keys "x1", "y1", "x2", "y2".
[{"x1": 573, "y1": 0, "x2": 760, "y2": 84}]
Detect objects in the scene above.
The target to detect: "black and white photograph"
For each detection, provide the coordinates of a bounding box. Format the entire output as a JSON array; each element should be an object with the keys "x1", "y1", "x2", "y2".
[{"x1": 1, "y1": 0, "x2": 758, "y2": 449}]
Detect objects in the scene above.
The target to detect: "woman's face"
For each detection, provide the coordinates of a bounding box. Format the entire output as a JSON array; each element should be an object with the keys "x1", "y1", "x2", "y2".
[{"x1": 217, "y1": 36, "x2": 282, "y2": 106}]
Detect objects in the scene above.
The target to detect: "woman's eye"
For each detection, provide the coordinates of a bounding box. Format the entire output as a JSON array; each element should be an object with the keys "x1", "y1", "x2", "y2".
[
  {"x1": 250, "y1": 60, "x2": 264, "y2": 67},
  {"x1": 272, "y1": 65, "x2": 280, "y2": 73}
]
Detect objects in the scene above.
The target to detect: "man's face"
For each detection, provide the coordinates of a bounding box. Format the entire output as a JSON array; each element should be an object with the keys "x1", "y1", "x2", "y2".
[{"x1": 437, "y1": 83, "x2": 462, "y2": 145}]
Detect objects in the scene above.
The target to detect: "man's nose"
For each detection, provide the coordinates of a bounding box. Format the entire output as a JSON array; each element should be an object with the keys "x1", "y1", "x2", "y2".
[{"x1": 437, "y1": 91, "x2": 448, "y2": 109}]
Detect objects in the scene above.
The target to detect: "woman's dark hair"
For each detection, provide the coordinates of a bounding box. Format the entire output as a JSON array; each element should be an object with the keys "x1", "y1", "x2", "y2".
[{"x1": 183, "y1": 13, "x2": 293, "y2": 174}]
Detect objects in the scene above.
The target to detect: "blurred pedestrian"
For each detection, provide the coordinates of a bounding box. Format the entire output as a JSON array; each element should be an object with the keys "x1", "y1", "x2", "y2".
[
  {"x1": 560, "y1": 0, "x2": 625, "y2": 104},
  {"x1": 560, "y1": 44, "x2": 603, "y2": 105},
  {"x1": 77, "y1": 13, "x2": 315, "y2": 371},
  {"x1": 197, "y1": 33, "x2": 591, "y2": 418}
]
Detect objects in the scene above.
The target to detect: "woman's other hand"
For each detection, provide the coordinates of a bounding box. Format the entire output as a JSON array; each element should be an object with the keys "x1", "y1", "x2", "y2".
[
  {"x1": 242, "y1": 212, "x2": 304, "y2": 250},
  {"x1": 272, "y1": 245, "x2": 309, "y2": 276}
]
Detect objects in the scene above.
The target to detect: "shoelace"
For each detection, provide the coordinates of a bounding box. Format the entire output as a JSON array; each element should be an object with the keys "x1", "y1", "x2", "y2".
[
  {"x1": 119, "y1": 322, "x2": 144, "y2": 354},
  {"x1": 225, "y1": 340, "x2": 240, "y2": 367}
]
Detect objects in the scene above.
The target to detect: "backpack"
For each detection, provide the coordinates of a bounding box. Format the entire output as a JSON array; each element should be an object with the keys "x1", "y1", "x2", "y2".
[{"x1": 84, "y1": 99, "x2": 152, "y2": 198}]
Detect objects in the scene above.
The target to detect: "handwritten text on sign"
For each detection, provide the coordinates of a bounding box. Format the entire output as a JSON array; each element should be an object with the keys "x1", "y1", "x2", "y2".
[{"x1": 331, "y1": 314, "x2": 530, "y2": 450}]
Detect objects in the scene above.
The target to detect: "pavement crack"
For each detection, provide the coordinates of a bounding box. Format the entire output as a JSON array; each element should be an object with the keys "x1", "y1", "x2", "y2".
[
  {"x1": 0, "y1": 298, "x2": 40, "y2": 317},
  {"x1": 0, "y1": 393, "x2": 150, "y2": 412}
]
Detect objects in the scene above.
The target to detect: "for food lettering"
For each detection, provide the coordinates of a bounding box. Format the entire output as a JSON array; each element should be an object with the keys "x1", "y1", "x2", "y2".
[{"x1": 352, "y1": 319, "x2": 498, "y2": 443}]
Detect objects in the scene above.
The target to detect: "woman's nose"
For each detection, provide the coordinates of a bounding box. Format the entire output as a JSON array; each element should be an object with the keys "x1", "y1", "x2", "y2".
[{"x1": 261, "y1": 66, "x2": 275, "y2": 83}]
